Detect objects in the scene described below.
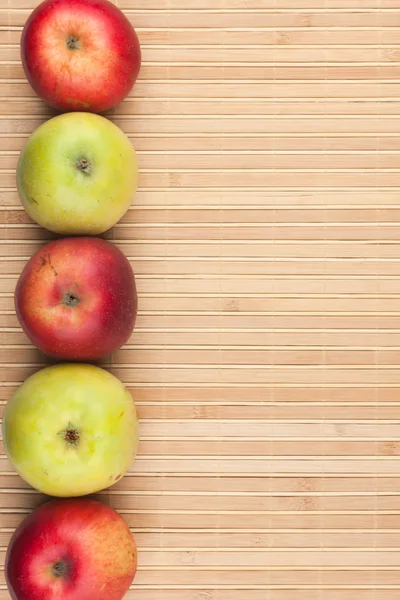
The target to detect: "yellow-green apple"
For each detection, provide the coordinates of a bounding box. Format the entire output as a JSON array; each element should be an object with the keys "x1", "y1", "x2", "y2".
[
  {"x1": 15, "y1": 237, "x2": 137, "y2": 361},
  {"x1": 6, "y1": 498, "x2": 137, "y2": 600},
  {"x1": 2, "y1": 364, "x2": 139, "y2": 497},
  {"x1": 17, "y1": 112, "x2": 138, "y2": 235},
  {"x1": 21, "y1": 0, "x2": 141, "y2": 113}
]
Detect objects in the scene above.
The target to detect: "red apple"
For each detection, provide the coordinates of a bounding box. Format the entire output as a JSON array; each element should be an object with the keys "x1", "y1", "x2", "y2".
[
  {"x1": 21, "y1": 0, "x2": 141, "y2": 113},
  {"x1": 6, "y1": 498, "x2": 137, "y2": 600},
  {"x1": 15, "y1": 237, "x2": 137, "y2": 361}
]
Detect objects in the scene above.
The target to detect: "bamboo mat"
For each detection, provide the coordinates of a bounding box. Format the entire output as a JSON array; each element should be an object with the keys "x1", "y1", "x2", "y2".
[{"x1": 1, "y1": 0, "x2": 400, "y2": 598}]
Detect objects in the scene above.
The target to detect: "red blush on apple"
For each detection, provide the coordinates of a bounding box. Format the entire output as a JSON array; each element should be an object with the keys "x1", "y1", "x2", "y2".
[
  {"x1": 6, "y1": 499, "x2": 137, "y2": 600},
  {"x1": 15, "y1": 237, "x2": 137, "y2": 361},
  {"x1": 21, "y1": 0, "x2": 141, "y2": 113}
]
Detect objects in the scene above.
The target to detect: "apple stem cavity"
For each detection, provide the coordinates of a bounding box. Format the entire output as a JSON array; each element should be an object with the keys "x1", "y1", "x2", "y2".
[
  {"x1": 62, "y1": 291, "x2": 80, "y2": 307},
  {"x1": 75, "y1": 158, "x2": 92, "y2": 175},
  {"x1": 52, "y1": 560, "x2": 68, "y2": 578},
  {"x1": 66, "y1": 35, "x2": 80, "y2": 50}
]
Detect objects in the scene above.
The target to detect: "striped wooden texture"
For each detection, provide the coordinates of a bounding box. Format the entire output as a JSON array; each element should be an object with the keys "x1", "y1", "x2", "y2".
[{"x1": 2, "y1": 0, "x2": 400, "y2": 598}]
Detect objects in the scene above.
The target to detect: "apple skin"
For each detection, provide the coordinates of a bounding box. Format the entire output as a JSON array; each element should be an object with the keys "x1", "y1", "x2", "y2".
[
  {"x1": 6, "y1": 498, "x2": 137, "y2": 600},
  {"x1": 17, "y1": 112, "x2": 138, "y2": 235},
  {"x1": 2, "y1": 363, "x2": 139, "y2": 497},
  {"x1": 15, "y1": 237, "x2": 137, "y2": 361},
  {"x1": 21, "y1": 0, "x2": 141, "y2": 113}
]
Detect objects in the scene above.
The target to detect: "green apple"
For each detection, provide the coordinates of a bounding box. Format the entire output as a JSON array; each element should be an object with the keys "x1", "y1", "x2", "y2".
[
  {"x1": 17, "y1": 112, "x2": 138, "y2": 235},
  {"x1": 2, "y1": 364, "x2": 139, "y2": 497}
]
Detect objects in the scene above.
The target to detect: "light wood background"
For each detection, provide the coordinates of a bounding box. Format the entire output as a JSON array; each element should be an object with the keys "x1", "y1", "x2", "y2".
[{"x1": 1, "y1": 0, "x2": 400, "y2": 598}]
